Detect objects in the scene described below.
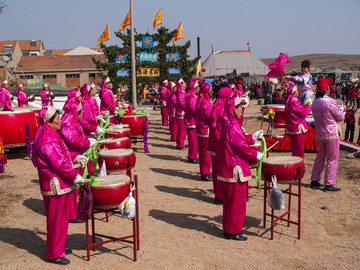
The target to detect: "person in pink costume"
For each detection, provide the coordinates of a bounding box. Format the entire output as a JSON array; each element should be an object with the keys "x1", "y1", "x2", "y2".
[
  {"x1": 40, "y1": 83, "x2": 55, "y2": 108},
  {"x1": 100, "y1": 77, "x2": 119, "y2": 124},
  {"x1": 31, "y1": 106, "x2": 86, "y2": 265},
  {"x1": 167, "y1": 82, "x2": 177, "y2": 141},
  {"x1": 175, "y1": 78, "x2": 187, "y2": 149},
  {"x1": 79, "y1": 83, "x2": 105, "y2": 137},
  {"x1": 62, "y1": 88, "x2": 81, "y2": 112},
  {"x1": 290, "y1": 60, "x2": 314, "y2": 106},
  {"x1": 284, "y1": 85, "x2": 312, "y2": 159},
  {"x1": 16, "y1": 84, "x2": 31, "y2": 108},
  {"x1": 59, "y1": 100, "x2": 97, "y2": 221},
  {"x1": 217, "y1": 96, "x2": 263, "y2": 240},
  {"x1": 89, "y1": 83, "x2": 100, "y2": 117},
  {"x1": 208, "y1": 87, "x2": 233, "y2": 203},
  {"x1": 234, "y1": 79, "x2": 245, "y2": 97},
  {"x1": 185, "y1": 80, "x2": 200, "y2": 163},
  {"x1": 310, "y1": 78, "x2": 345, "y2": 192},
  {"x1": 160, "y1": 79, "x2": 169, "y2": 126},
  {"x1": 0, "y1": 80, "x2": 13, "y2": 111},
  {"x1": 195, "y1": 83, "x2": 213, "y2": 181}
]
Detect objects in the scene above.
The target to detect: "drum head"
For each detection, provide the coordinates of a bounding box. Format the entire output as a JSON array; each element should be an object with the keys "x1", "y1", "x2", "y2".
[
  {"x1": 268, "y1": 104, "x2": 285, "y2": 109},
  {"x1": 92, "y1": 174, "x2": 130, "y2": 189},
  {"x1": 99, "y1": 148, "x2": 134, "y2": 157},
  {"x1": 102, "y1": 137, "x2": 128, "y2": 144},
  {"x1": 111, "y1": 124, "x2": 130, "y2": 129},
  {"x1": 263, "y1": 156, "x2": 302, "y2": 165},
  {"x1": 108, "y1": 127, "x2": 131, "y2": 132}
]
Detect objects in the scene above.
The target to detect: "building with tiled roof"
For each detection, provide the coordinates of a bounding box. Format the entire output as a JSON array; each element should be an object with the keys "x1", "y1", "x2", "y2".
[{"x1": 14, "y1": 54, "x2": 105, "y2": 88}]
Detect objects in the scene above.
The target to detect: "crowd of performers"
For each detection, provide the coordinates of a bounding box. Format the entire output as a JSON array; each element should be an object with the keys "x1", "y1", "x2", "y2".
[
  {"x1": 159, "y1": 60, "x2": 347, "y2": 241},
  {"x1": 0, "y1": 61, "x2": 350, "y2": 262},
  {"x1": 1, "y1": 77, "x2": 123, "y2": 265}
]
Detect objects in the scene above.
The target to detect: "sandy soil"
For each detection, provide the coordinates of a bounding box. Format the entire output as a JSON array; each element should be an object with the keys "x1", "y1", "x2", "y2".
[{"x1": 0, "y1": 102, "x2": 359, "y2": 270}]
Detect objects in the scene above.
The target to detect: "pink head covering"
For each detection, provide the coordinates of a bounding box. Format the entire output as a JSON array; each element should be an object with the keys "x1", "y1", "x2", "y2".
[
  {"x1": 176, "y1": 78, "x2": 185, "y2": 93},
  {"x1": 209, "y1": 87, "x2": 233, "y2": 128},
  {"x1": 63, "y1": 89, "x2": 80, "y2": 111},
  {"x1": 31, "y1": 107, "x2": 62, "y2": 166},
  {"x1": 162, "y1": 79, "x2": 168, "y2": 87},
  {"x1": 61, "y1": 99, "x2": 82, "y2": 126},
  {"x1": 80, "y1": 84, "x2": 90, "y2": 96},
  {"x1": 42, "y1": 83, "x2": 49, "y2": 91}
]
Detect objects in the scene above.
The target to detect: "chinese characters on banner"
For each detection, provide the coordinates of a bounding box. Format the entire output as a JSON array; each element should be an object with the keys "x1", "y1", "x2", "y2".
[
  {"x1": 137, "y1": 68, "x2": 160, "y2": 77},
  {"x1": 117, "y1": 69, "x2": 129, "y2": 76},
  {"x1": 139, "y1": 52, "x2": 158, "y2": 62},
  {"x1": 169, "y1": 67, "x2": 181, "y2": 74}
]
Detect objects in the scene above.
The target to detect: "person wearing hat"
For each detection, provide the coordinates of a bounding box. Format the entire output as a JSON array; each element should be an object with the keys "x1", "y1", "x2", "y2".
[
  {"x1": 88, "y1": 83, "x2": 101, "y2": 118},
  {"x1": 99, "y1": 77, "x2": 118, "y2": 124},
  {"x1": 234, "y1": 79, "x2": 244, "y2": 97},
  {"x1": 79, "y1": 83, "x2": 105, "y2": 138},
  {"x1": 290, "y1": 60, "x2": 314, "y2": 106},
  {"x1": 31, "y1": 106, "x2": 86, "y2": 265},
  {"x1": 310, "y1": 78, "x2": 345, "y2": 192},
  {"x1": 160, "y1": 79, "x2": 169, "y2": 126},
  {"x1": 217, "y1": 96, "x2": 263, "y2": 240},
  {"x1": 284, "y1": 84, "x2": 312, "y2": 159},
  {"x1": 175, "y1": 78, "x2": 187, "y2": 149},
  {"x1": 167, "y1": 82, "x2": 177, "y2": 141},
  {"x1": 208, "y1": 87, "x2": 233, "y2": 203},
  {"x1": 59, "y1": 99, "x2": 97, "y2": 222},
  {"x1": 195, "y1": 83, "x2": 213, "y2": 181},
  {"x1": 16, "y1": 84, "x2": 32, "y2": 108},
  {"x1": 40, "y1": 83, "x2": 55, "y2": 108},
  {"x1": 0, "y1": 80, "x2": 13, "y2": 111},
  {"x1": 185, "y1": 80, "x2": 200, "y2": 163}
]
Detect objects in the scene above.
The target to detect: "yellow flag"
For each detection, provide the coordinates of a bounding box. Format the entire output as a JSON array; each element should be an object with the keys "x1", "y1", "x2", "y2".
[
  {"x1": 153, "y1": 9, "x2": 162, "y2": 29},
  {"x1": 173, "y1": 22, "x2": 183, "y2": 46},
  {"x1": 196, "y1": 59, "x2": 201, "y2": 77},
  {"x1": 97, "y1": 24, "x2": 110, "y2": 46},
  {"x1": 119, "y1": 11, "x2": 131, "y2": 32}
]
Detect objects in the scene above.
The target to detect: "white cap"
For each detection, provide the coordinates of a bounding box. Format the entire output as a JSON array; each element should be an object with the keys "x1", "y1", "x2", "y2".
[
  {"x1": 44, "y1": 106, "x2": 57, "y2": 122},
  {"x1": 179, "y1": 78, "x2": 184, "y2": 84},
  {"x1": 171, "y1": 82, "x2": 176, "y2": 88},
  {"x1": 2, "y1": 80, "x2": 8, "y2": 85},
  {"x1": 194, "y1": 82, "x2": 199, "y2": 88},
  {"x1": 43, "y1": 83, "x2": 48, "y2": 88}
]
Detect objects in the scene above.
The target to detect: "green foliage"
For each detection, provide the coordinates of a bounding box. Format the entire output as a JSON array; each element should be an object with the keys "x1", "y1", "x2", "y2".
[{"x1": 93, "y1": 27, "x2": 199, "y2": 95}]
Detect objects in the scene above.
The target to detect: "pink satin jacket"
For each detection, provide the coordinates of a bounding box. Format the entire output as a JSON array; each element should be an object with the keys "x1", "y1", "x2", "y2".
[
  {"x1": 160, "y1": 87, "x2": 168, "y2": 107},
  {"x1": 195, "y1": 94, "x2": 213, "y2": 136},
  {"x1": 217, "y1": 121, "x2": 257, "y2": 183},
  {"x1": 284, "y1": 95, "x2": 312, "y2": 134},
  {"x1": 40, "y1": 90, "x2": 54, "y2": 108},
  {"x1": 184, "y1": 90, "x2": 198, "y2": 128},
  {"x1": 311, "y1": 96, "x2": 345, "y2": 139},
  {"x1": 167, "y1": 92, "x2": 177, "y2": 116},
  {"x1": 17, "y1": 90, "x2": 29, "y2": 108},
  {"x1": 0, "y1": 87, "x2": 13, "y2": 111},
  {"x1": 175, "y1": 88, "x2": 186, "y2": 118}
]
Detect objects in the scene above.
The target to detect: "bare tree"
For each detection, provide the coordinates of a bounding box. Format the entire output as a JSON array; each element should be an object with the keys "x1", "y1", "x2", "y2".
[{"x1": 0, "y1": 2, "x2": 7, "y2": 14}]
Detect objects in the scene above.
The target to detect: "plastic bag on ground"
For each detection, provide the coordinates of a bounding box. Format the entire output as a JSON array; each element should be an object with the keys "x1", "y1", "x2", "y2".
[
  {"x1": 119, "y1": 185, "x2": 136, "y2": 219},
  {"x1": 267, "y1": 175, "x2": 285, "y2": 210},
  {"x1": 99, "y1": 161, "x2": 107, "y2": 176}
]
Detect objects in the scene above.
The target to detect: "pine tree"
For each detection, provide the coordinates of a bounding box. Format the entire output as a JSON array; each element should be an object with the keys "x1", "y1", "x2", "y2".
[{"x1": 93, "y1": 27, "x2": 199, "y2": 98}]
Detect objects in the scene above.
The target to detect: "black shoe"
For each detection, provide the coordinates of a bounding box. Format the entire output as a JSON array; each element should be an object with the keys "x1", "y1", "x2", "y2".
[
  {"x1": 188, "y1": 159, "x2": 197, "y2": 164},
  {"x1": 224, "y1": 231, "x2": 247, "y2": 241},
  {"x1": 214, "y1": 197, "x2": 223, "y2": 205},
  {"x1": 47, "y1": 257, "x2": 70, "y2": 265},
  {"x1": 310, "y1": 181, "x2": 321, "y2": 190},
  {"x1": 69, "y1": 219, "x2": 85, "y2": 223},
  {"x1": 65, "y1": 248, "x2": 72, "y2": 255},
  {"x1": 201, "y1": 175, "x2": 211, "y2": 181},
  {"x1": 324, "y1": 185, "x2": 341, "y2": 192}
]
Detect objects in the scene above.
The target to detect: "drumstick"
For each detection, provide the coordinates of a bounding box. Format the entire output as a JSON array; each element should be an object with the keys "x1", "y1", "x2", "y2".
[
  {"x1": 85, "y1": 144, "x2": 100, "y2": 158},
  {"x1": 262, "y1": 141, "x2": 279, "y2": 154},
  {"x1": 97, "y1": 138, "x2": 113, "y2": 143}
]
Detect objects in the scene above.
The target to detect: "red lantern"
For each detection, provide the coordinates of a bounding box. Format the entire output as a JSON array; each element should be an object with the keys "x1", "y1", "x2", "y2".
[{"x1": 201, "y1": 68, "x2": 206, "y2": 72}]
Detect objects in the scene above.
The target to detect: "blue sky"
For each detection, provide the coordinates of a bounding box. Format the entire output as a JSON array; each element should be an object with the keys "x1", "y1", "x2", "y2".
[{"x1": 1, "y1": 0, "x2": 359, "y2": 59}]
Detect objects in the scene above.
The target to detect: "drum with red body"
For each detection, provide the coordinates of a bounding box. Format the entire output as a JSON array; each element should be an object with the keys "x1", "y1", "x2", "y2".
[
  {"x1": 0, "y1": 108, "x2": 38, "y2": 147},
  {"x1": 105, "y1": 127, "x2": 131, "y2": 140},
  {"x1": 91, "y1": 174, "x2": 131, "y2": 208},
  {"x1": 261, "y1": 156, "x2": 304, "y2": 183},
  {"x1": 269, "y1": 104, "x2": 286, "y2": 129},
  {"x1": 118, "y1": 115, "x2": 148, "y2": 137},
  {"x1": 98, "y1": 149, "x2": 136, "y2": 172},
  {"x1": 100, "y1": 137, "x2": 131, "y2": 150}
]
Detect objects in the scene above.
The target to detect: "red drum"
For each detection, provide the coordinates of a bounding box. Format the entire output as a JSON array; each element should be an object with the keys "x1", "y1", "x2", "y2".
[
  {"x1": 101, "y1": 137, "x2": 131, "y2": 150},
  {"x1": 105, "y1": 127, "x2": 131, "y2": 140},
  {"x1": 269, "y1": 104, "x2": 286, "y2": 129},
  {"x1": 91, "y1": 174, "x2": 131, "y2": 208},
  {"x1": 261, "y1": 156, "x2": 304, "y2": 183},
  {"x1": 118, "y1": 115, "x2": 148, "y2": 137},
  {"x1": 98, "y1": 149, "x2": 136, "y2": 172},
  {"x1": 0, "y1": 108, "x2": 38, "y2": 147}
]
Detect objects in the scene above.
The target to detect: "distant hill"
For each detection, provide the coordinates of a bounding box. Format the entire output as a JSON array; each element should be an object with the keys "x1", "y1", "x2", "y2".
[{"x1": 261, "y1": 54, "x2": 360, "y2": 73}]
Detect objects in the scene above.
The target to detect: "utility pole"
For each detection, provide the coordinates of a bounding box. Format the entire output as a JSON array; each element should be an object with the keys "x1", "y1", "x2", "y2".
[{"x1": 130, "y1": 0, "x2": 137, "y2": 108}]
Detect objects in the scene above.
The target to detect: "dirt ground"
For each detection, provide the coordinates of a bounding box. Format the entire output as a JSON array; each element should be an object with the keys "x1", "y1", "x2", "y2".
[{"x1": 0, "y1": 102, "x2": 359, "y2": 270}]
